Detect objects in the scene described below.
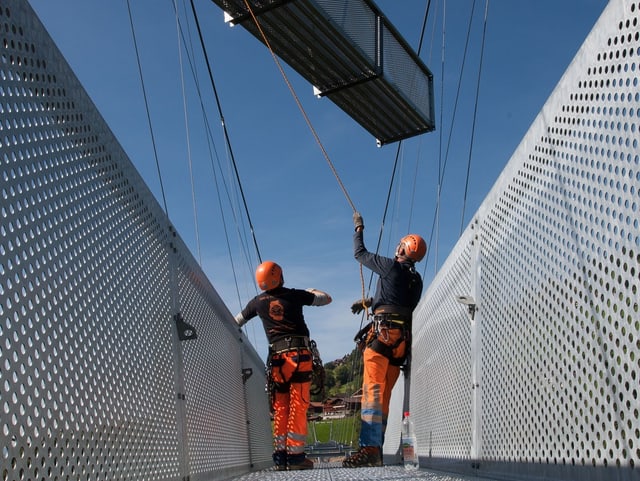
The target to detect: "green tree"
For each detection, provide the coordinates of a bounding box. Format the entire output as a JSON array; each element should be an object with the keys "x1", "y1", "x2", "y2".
[
  {"x1": 335, "y1": 364, "x2": 351, "y2": 385},
  {"x1": 324, "y1": 370, "x2": 336, "y2": 390}
]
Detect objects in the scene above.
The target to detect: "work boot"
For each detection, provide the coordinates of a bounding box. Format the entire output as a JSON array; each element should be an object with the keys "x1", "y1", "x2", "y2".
[
  {"x1": 288, "y1": 457, "x2": 314, "y2": 470},
  {"x1": 272, "y1": 450, "x2": 287, "y2": 471},
  {"x1": 342, "y1": 446, "x2": 383, "y2": 467}
]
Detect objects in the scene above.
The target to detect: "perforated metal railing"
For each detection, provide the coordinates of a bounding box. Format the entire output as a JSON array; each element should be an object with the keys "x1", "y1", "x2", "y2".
[
  {"x1": 0, "y1": 2, "x2": 272, "y2": 481},
  {"x1": 384, "y1": 1, "x2": 640, "y2": 481},
  {"x1": 2, "y1": 1, "x2": 640, "y2": 481}
]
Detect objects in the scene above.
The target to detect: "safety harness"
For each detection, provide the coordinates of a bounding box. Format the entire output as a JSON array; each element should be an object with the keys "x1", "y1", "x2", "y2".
[
  {"x1": 270, "y1": 335, "x2": 311, "y2": 353},
  {"x1": 266, "y1": 336, "x2": 325, "y2": 406},
  {"x1": 354, "y1": 306, "x2": 412, "y2": 367}
]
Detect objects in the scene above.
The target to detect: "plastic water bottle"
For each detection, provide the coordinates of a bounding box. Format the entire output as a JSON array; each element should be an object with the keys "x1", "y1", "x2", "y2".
[{"x1": 401, "y1": 411, "x2": 419, "y2": 470}]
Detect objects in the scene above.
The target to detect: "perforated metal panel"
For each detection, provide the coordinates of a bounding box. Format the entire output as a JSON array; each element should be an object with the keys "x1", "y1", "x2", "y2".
[
  {"x1": 0, "y1": 2, "x2": 272, "y2": 480},
  {"x1": 389, "y1": 1, "x2": 640, "y2": 480}
]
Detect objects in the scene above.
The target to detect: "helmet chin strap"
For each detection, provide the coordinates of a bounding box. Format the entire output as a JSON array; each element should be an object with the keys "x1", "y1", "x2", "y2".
[{"x1": 395, "y1": 246, "x2": 415, "y2": 263}]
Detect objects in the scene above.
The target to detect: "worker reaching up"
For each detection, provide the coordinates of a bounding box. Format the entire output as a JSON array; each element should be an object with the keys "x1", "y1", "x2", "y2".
[
  {"x1": 343, "y1": 212, "x2": 426, "y2": 468},
  {"x1": 234, "y1": 261, "x2": 331, "y2": 471}
]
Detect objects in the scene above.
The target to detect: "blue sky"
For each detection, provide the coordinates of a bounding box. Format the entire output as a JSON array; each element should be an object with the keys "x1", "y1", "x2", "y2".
[{"x1": 29, "y1": 0, "x2": 607, "y2": 362}]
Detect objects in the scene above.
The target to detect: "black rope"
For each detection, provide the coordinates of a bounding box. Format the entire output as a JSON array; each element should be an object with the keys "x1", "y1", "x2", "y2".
[
  {"x1": 374, "y1": 0, "x2": 433, "y2": 276},
  {"x1": 460, "y1": 0, "x2": 489, "y2": 235},
  {"x1": 188, "y1": 0, "x2": 263, "y2": 264},
  {"x1": 422, "y1": 0, "x2": 488, "y2": 278},
  {"x1": 170, "y1": 0, "x2": 250, "y2": 309},
  {"x1": 417, "y1": 0, "x2": 433, "y2": 58},
  {"x1": 125, "y1": 0, "x2": 170, "y2": 217}
]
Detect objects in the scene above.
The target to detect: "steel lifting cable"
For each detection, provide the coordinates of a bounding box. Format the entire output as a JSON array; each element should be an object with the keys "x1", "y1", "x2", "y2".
[
  {"x1": 420, "y1": 0, "x2": 463, "y2": 279},
  {"x1": 365, "y1": 0, "x2": 434, "y2": 299},
  {"x1": 172, "y1": 0, "x2": 203, "y2": 264},
  {"x1": 134, "y1": 0, "x2": 259, "y2": 317},
  {"x1": 406, "y1": 0, "x2": 434, "y2": 235},
  {"x1": 368, "y1": 0, "x2": 434, "y2": 281},
  {"x1": 186, "y1": 0, "x2": 266, "y2": 358}
]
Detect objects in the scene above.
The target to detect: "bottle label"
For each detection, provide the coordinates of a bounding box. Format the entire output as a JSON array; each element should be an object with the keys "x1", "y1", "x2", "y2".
[{"x1": 402, "y1": 440, "x2": 415, "y2": 459}]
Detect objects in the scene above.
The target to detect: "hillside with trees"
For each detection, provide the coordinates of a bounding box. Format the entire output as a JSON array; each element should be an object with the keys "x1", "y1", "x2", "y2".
[{"x1": 313, "y1": 347, "x2": 362, "y2": 402}]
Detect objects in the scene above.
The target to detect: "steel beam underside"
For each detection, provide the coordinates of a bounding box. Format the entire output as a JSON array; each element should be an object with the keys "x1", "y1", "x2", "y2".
[{"x1": 212, "y1": 0, "x2": 435, "y2": 145}]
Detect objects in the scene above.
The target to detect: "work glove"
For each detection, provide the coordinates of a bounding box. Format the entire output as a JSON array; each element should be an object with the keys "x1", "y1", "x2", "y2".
[
  {"x1": 351, "y1": 297, "x2": 372, "y2": 314},
  {"x1": 353, "y1": 212, "x2": 364, "y2": 231}
]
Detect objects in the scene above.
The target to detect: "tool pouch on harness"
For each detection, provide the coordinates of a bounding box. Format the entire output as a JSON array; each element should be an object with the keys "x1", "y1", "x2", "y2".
[{"x1": 354, "y1": 321, "x2": 375, "y2": 352}]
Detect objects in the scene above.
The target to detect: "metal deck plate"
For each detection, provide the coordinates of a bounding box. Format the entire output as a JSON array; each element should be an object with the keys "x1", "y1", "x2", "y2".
[{"x1": 228, "y1": 461, "x2": 501, "y2": 481}]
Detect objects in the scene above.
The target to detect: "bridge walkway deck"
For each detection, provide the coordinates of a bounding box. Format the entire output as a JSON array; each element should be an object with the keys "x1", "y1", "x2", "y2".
[{"x1": 229, "y1": 461, "x2": 500, "y2": 481}]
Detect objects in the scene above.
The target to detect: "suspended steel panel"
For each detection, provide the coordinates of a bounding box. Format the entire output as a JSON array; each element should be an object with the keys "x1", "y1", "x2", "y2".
[{"x1": 212, "y1": 0, "x2": 435, "y2": 145}]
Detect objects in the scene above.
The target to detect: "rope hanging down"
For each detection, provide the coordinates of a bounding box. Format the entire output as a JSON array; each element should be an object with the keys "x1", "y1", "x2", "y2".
[
  {"x1": 242, "y1": 0, "x2": 368, "y2": 315},
  {"x1": 242, "y1": 0, "x2": 357, "y2": 214}
]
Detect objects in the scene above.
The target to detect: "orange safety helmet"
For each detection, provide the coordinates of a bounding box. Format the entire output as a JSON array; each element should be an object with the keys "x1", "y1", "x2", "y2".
[
  {"x1": 395, "y1": 234, "x2": 427, "y2": 262},
  {"x1": 255, "y1": 261, "x2": 283, "y2": 291}
]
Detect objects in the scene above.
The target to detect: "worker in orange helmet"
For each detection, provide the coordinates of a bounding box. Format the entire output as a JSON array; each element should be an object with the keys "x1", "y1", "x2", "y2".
[
  {"x1": 234, "y1": 261, "x2": 332, "y2": 471},
  {"x1": 343, "y1": 213, "x2": 426, "y2": 468}
]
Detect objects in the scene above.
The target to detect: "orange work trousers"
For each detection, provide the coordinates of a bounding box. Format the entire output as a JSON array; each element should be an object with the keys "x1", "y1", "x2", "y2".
[
  {"x1": 360, "y1": 325, "x2": 406, "y2": 447},
  {"x1": 270, "y1": 349, "x2": 312, "y2": 457}
]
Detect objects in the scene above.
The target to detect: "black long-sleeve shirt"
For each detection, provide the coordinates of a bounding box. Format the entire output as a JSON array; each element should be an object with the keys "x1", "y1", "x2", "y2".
[{"x1": 353, "y1": 230, "x2": 423, "y2": 315}]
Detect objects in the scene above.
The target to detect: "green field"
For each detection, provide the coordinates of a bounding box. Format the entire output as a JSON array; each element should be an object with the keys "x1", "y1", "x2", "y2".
[{"x1": 306, "y1": 413, "x2": 360, "y2": 447}]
